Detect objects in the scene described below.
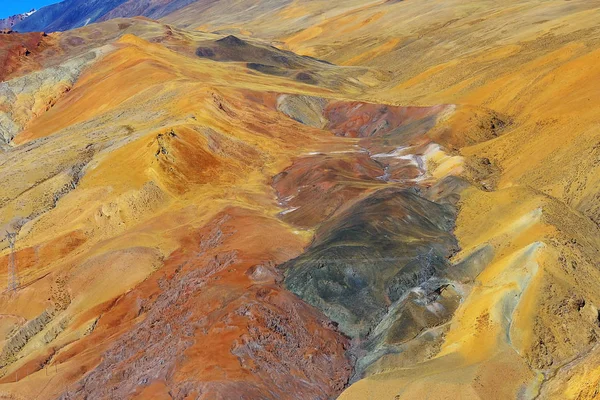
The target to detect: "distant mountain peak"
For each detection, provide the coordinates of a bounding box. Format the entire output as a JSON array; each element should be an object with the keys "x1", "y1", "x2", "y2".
[
  {"x1": 0, "y1": 9, "x2": 37, "y2": 31},
  {"x1": 12, "y1": 0, "x2": 203, "y2": 33}
]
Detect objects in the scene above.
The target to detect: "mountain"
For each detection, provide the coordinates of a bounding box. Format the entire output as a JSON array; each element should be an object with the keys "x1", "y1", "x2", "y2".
[
  {"x1": 2, "y1": 1, "x2": 600, "y2": 399},
  {"x1": 13, "y1": 0, "x2": 131, "y2": 32},
  {"x1": 0, "y1": 9, "x2": 36, "y2": 31},
  {"x1": 12, "y1": 0, "x2": 203, "y2": 32}
]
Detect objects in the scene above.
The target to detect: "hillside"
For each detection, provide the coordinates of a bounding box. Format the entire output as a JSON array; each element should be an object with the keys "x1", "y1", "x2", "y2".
[{"x1": 1, "y1": 1, "x2": 600, "y2": 399}]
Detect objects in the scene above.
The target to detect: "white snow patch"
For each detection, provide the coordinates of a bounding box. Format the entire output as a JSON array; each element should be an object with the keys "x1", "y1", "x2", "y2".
[{"x1": 279, "y1": 207, "x2": 299, "y2": 215}]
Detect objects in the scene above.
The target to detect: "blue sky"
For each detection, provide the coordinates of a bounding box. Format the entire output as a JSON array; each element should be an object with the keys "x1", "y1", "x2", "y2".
[{"x1": 0, "y1": 0, "x2": 61, "y2": 19}]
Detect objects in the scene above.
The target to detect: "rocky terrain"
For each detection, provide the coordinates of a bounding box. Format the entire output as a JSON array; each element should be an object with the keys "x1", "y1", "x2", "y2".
[{"x1": 1, "y1": 1, "x2": 600, "y2": 399}]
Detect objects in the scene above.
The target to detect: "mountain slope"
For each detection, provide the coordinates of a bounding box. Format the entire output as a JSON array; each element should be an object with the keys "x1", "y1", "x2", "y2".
[
  {"x1": 13, "y1": 0, "x2": 129, "y2": 32},
  {"x1": 0, "y1": 10, "x2": 36, "y2": 31},
  {"x1": 2, "y1": 1, "x2": 600, "y2": 400},
  {"x1": 12, "y1": 0, "x2": 207, "y2": 33}
]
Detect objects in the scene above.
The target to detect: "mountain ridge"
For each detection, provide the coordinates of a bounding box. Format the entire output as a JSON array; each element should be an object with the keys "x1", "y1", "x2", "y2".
[
  {"x1": 0, "y1": 9, "x2": 36, "y2": 31},
  {"x1": 2, "y1": 1, "x2": 600, "y2": 399},
  {"x1": 12, "y1": 0, "x2": 205, "y2": 33}
]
